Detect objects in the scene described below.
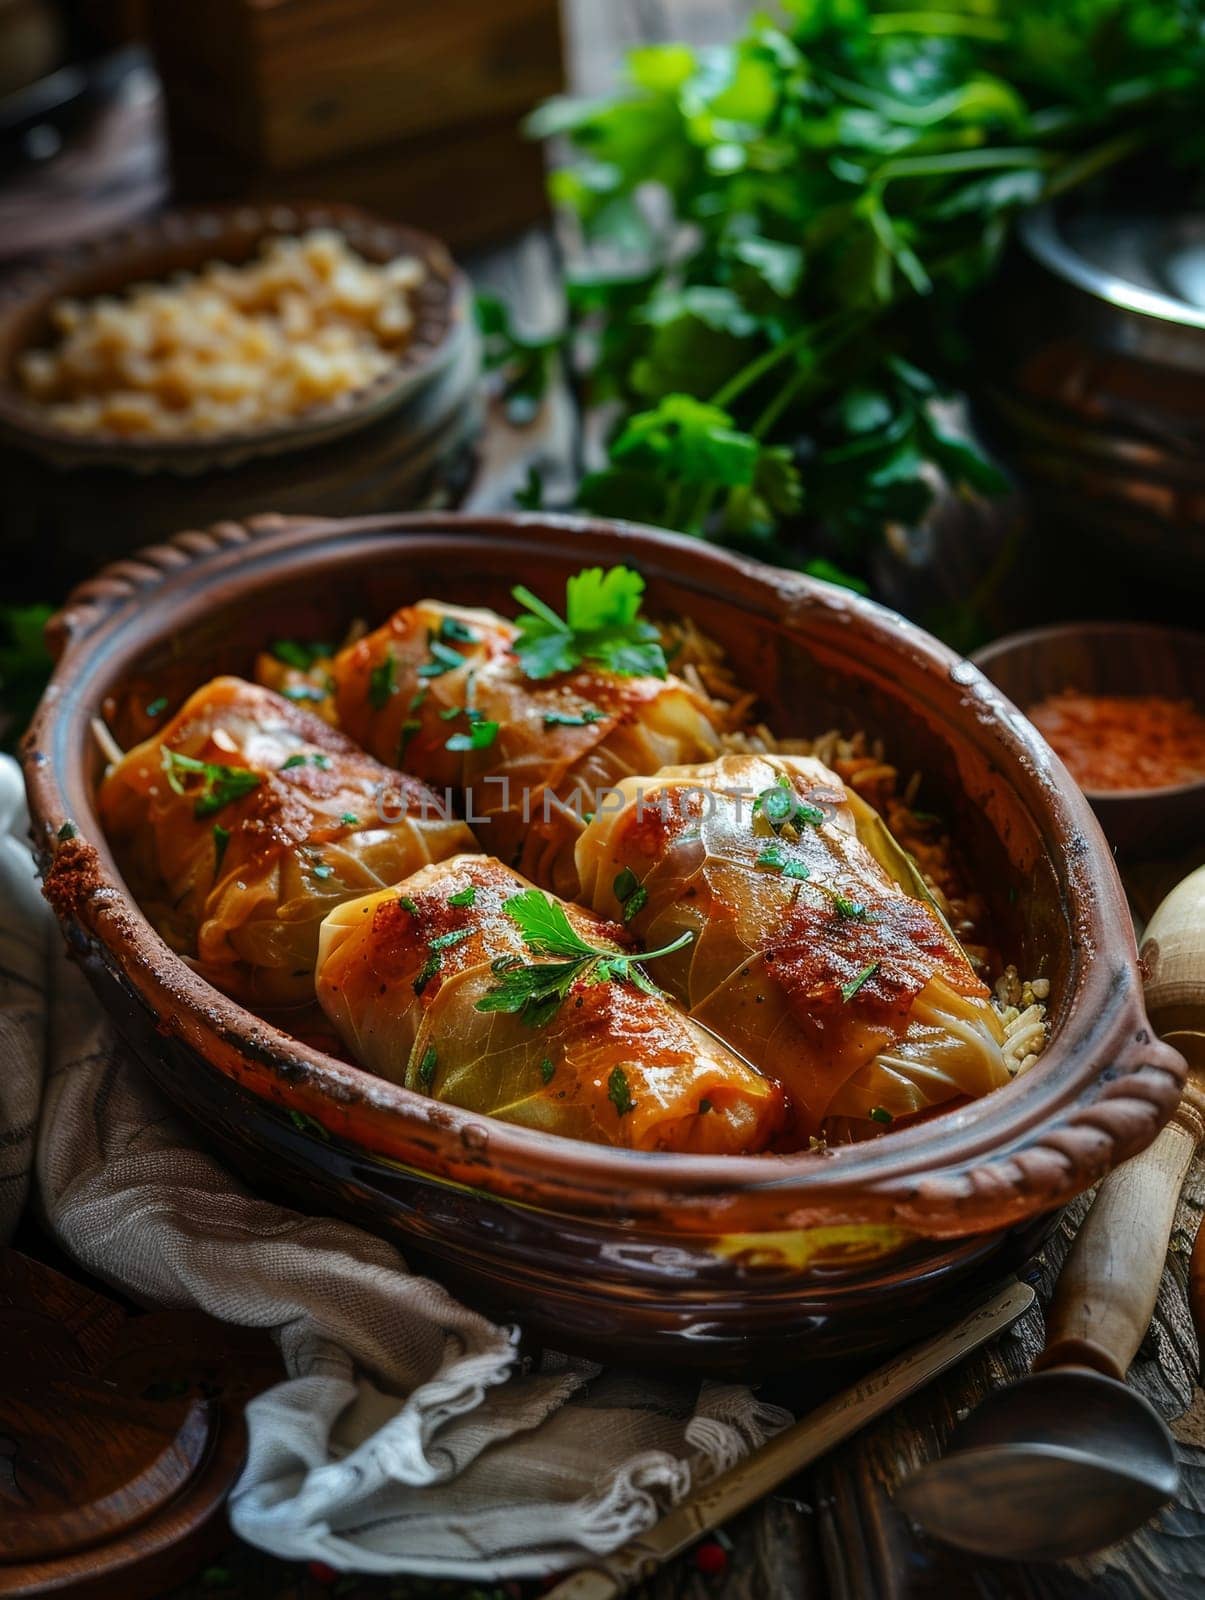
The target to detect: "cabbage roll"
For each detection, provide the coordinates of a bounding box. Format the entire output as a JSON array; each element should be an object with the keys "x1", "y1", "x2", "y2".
[
  {"x1": 575, "y1": 753, "x2": 1008, "y2": 1142},
  {"x1": 316, "y1": 854, "x2": 785, "y2": 1153},
  {"x1": 99, "y1": 676, "x2": 474, "y2": 1007},
  {"x1": 330, "y1": 600, "x2": 720, "y2": 896}
]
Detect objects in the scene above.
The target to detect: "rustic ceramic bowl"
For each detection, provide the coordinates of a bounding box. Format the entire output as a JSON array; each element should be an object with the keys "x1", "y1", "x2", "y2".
[
  {"x1": 973, "y1": 622, "x2": 1205, "y2": 859},
  {"x1": 22, "y1": 513, "x2": 1186, "y2": 1372},
  {"x1": 0, "y1": 204, "x2": 480, "y2": 595},
  {"x1": 0, "y1": 201, "x2": 471, "y2": 471}
]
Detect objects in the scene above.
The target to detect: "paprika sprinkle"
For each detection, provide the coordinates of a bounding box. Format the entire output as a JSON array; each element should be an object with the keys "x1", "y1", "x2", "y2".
[{"x1": 1028, "y1": 690, "x2": 1205, "y2": 793}]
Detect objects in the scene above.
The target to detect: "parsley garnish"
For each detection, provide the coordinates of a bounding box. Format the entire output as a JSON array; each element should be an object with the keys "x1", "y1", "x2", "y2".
[
  {"x1": 272, "y1": 639, "x2": 331, "y2": 671},
  {"x1": 57, "y1": 820, "x2": 77, "y2": 841},
  {"x1": 753, "y1": 774, "x2": 825, "y2": 836},
  {"x1": 145, "y1": 696, "x2": 168, "y2": 718},
  {"x1": 475, "y1": 890, "x2": 692, "y2": 1027},
  {"x1": 543, "y1": 709, "x2": 605, "y2": 728},
  {"x1": 162, "y1": 749, "x2": 260, "y2": 819},
  {"x1": 398, "y1": 896, "x2": 419, "y2": 915},
  {"x1": 607, "y1": 1067, "x2": 635, "y2": 1117},
  {"x1": 868, "y1": 1107, "x2": 894, "y2": 1127},
  {"x1": 340, "y1": 812, "x2": 360, "y2": 826},
  {"x1": 413, "y1": 953, "x2": 441, "y2": 994},
  {"x1": 438, "y1": 616, "x2": 479, "y2": 644},
  {"x1": 817, "y1": 885, "x2": 871, "y2": 921},
  {"x1": 213, "y1": 824, "x2": 231, "y2": 873},
  {"x1": 539, "y1": 1056, "x2": 555, "y2": 1084},
  {"x1": 613, "y1": 867, "x2": 648, "y2": 923},
  {"x1": 418, "y1": 1044, "x2": 438, "y2": 1087},
  {"x1": 412, "y1": 928, "x2": 475, "y2": 996},
  {"x1": 369, "y1": 654, "x2": 396, "y2": 709},
  {"x1": 755, "y1": 841, "x2": 810, "y2": 879},
  {"x1": 841, "y1": 961, "x2": 880, "y2": 1003},
  {"x1": 448, "y1": 885, "x2": 477, "y2": 908},
  {"x1": 446, "y1": 719, "x2": 499, "y2": 752},
  {"x1": 418, "y1": 638, "x2": 469, "y2": 679},
  {"x1": 511, "y1": 566, "x2": 667, "y2": 681},
  {"x1": 399, "y1": 719, "x2": 422, "y2": 759},
  {"x1": 310, "y1": 860, "x2": 334, "y2": 881},
  {"x1": 281, "y1": 752, "x2": 331, "y2": 772},
  {"x1": 282, "y1": 683, "x2": 328, "y2": 704}
]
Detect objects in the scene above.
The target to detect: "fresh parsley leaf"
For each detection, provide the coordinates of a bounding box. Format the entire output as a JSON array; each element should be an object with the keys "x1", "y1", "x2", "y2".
[
  {"x1": 429, "y1": 927, "x2": 474, "y2": 952},
  {"x1": 511, "y1": 566, "x2": 667, "y2": 681},
  {"x1": 310, "y1": 860, "x2": 334, "y2": 881},
  {"x1": 281, "y1": 753, "x2": 307, "y2": 770},
  {"x1": 399, "y1": 896, "x2": 420, "y2": 915},
  {"x1": 868, "y1": 1106, "x2": 894, "y2": 1126},
  {"x1": 755, "y1": 840, "x2": 810, "y2": 879},
  {"x1": 622, "y1": 886, "x2": 649, "y2": 921},
  {"x1": 145, "y1": 696, "x2": 168, "y2": 718},
  {"x1": 613, "y1": 867, "x2": 639, "y2": 902},
  {"x1": 438, "y1": 616, "x2": 479, "y2": 644},
  {"x1": 539, "y1": 1056, "x2": 556, "y2": 1084},
  {"x1": 417, "y1": 638, "x2": 469, "y2": 679},
  {"x1": 608, "y1": 1067, "x2": 635, "y2": 1117},
  {"x1": 272, "y1": 639, "x2": 331, "y2": 671},
  {"x1": 57, "y1": 820, "x2": 77, "y2": 841},
  {"x1": 161, "y1": 749, "x2": 261, "y2": 819},
  {"x1": 213, "y1": 824, "x2": 231, "y2": 874},
  {"x1": 369, "y1": 654, "x2": 396, "y2": 709},
  {"x1": 446, "y1": 719, "x2": 499, "y2": 752},
  {"x1": 448, "y1": 885, "x2": 477, "y2": 908},
  {"x1": 753, "y1": 775, "x2": 825, "y2": 836},
  {"x1": 413, "y1": 952, "x2": 441, "y2": 994},
  {"x1": 398, "y1": 719, "x2": 422, "y2": 759},
  {"x1": 543, "y1": 708, "x2": 604, "y2": 728},
  {"x1": 340, "y1": 812, "x2": 360, "y2": 826},
  {"x1": 475, "y1": 890, "x2": 693, "y2": 1026},
  {"x1": 841, "y1": 960, "x2": 881, "y2": 1002},
  {"x1": 418, "y1": 1044, "x2": 438, "y2": 1087}
]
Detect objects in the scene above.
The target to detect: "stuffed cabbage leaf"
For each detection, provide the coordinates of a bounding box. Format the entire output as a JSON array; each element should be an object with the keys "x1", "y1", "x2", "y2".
[
  {"x1": 575, "y1": 753, "x2": 1008, "y2": 1142},
  {"x1": 330, "y1": 600, "x2": 720, "y2": 896},
  {"x1": 98, "y1": 676, "x2": 474, "y2": 1007},
  {"x1": 316, "y1": 854, "x2": 785, "y2": 1152}
]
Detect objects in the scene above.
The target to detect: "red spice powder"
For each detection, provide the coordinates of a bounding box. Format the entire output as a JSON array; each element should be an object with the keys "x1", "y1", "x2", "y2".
[{"x1": 1028, "y1": 689, "x2": 1205, "y2": 793}]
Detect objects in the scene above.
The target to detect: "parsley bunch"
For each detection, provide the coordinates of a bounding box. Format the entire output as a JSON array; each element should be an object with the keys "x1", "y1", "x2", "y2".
[
  {"x1": 476, "y1": 889, "x2": 692, "y2": 1027},
  {"x1": 507, "y1": 0, "x2": 1205, "y2": 585}
]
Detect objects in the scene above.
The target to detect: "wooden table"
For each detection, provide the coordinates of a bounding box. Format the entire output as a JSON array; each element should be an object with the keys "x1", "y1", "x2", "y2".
[{"x1": 3, "y1": 4, "x2": 1204, "y2": 1597}]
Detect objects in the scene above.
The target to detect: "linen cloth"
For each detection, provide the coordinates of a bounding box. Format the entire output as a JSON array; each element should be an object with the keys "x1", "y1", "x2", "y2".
[{"x1": 0, "y1": 753, "x2": 789, "y2": 1578}]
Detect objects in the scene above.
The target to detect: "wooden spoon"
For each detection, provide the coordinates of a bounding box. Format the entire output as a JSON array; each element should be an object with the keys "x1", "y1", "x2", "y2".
[{"x1": 897, "y1": 864, "x2": 1205, "y2": 1560}]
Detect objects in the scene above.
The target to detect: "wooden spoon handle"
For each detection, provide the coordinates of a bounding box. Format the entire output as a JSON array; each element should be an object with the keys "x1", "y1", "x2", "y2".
[{"x1": 1038, "y1": 865, "x2": 1205, "y2": 1381}]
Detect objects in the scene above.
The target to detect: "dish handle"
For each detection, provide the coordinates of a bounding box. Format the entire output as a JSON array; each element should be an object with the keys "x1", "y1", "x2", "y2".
[{"x1": 45, "y1": 513, "x2": 336, "y2": 661}]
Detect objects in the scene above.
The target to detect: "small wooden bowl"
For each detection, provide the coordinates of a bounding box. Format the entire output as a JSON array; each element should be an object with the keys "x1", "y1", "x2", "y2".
[
  {"x1": 973, "y1": 623, "x2": 1205, "y2": 858},
  {"x1": 0, "y1": 202, "x2": 480, "y2": 590}
]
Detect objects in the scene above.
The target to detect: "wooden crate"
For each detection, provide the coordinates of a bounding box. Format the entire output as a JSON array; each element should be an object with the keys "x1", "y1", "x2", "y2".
[{"x1": 147, "y1": 0, "x2": 563, "y2": 245}]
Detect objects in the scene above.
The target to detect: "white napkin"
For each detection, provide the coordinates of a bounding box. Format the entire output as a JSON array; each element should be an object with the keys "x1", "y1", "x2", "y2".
[{"x1": 0, "y1": 753, "x2": 789, "y2": 1579}]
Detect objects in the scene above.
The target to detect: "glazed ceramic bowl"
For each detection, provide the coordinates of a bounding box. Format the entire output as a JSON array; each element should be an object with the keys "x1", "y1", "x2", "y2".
[
  {"x1": 0, "y1": 204, "x2": 480, "y2": 595},
  {"x1": 23, "y1": 513, "x2": 1186, "y2": 1371},
  {"x1": 973, "y1": 622, "x2": 1205, "y2": 859}
]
